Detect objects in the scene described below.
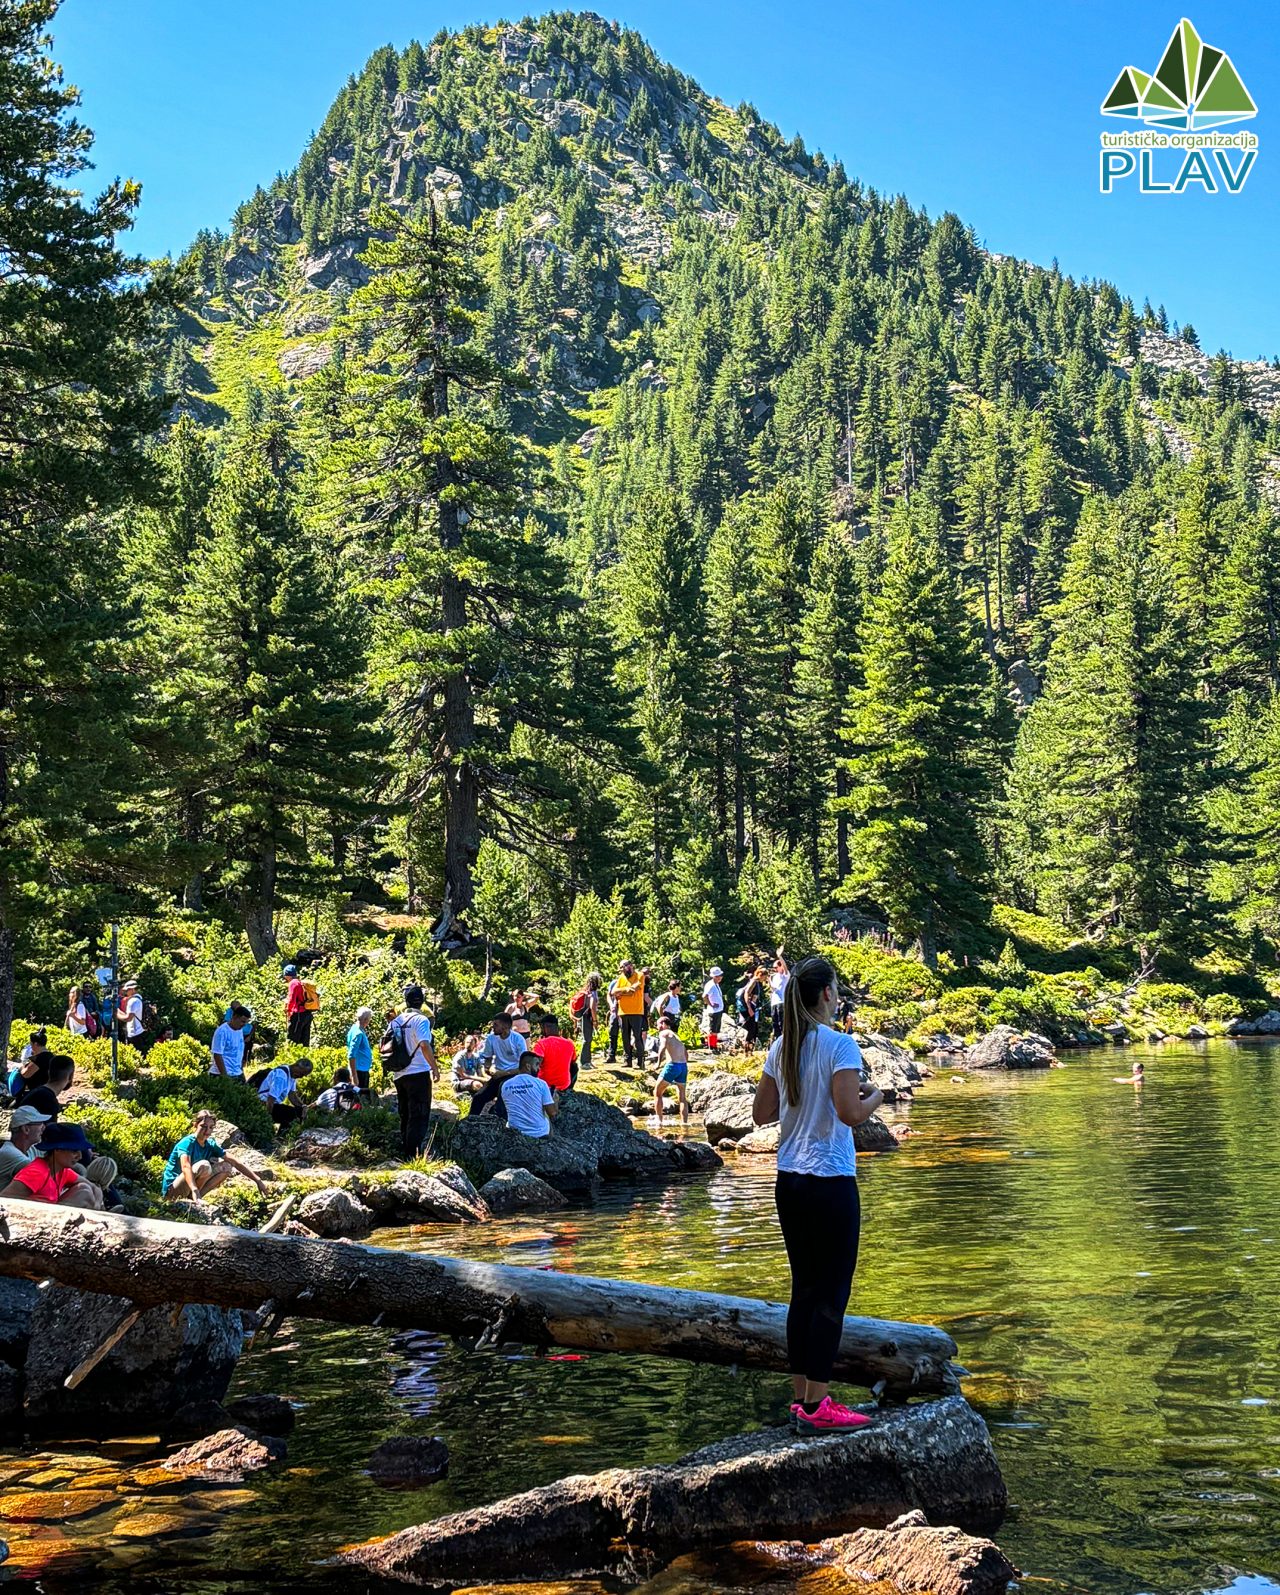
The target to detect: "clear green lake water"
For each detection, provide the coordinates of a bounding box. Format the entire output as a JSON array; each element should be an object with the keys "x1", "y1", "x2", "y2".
[{"x1": 5, "y1": 1040, "x2": 1280, "y2": 1595}]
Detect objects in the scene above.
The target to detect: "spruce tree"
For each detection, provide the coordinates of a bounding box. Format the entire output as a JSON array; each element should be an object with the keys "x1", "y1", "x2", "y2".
[
  {"x1": 0, "y1": 1, "x2": 168, "y2": 1053},
  {"x1": 181, "y1": 427, "x2": 385, "y2": 963},
  {"x1": 1005, "y1": 496, "x2": 1220, "y2": 955},
  {"x1": 837, "y1": 503, "x2": 991, "y2": 965},
  {"x1": 326, "y1": 203, "x2": 634, "y2": 936}
]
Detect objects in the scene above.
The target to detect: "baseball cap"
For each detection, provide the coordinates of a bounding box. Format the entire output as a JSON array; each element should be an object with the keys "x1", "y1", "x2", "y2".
[
  {"x1": 282, "y1": 964, "x2": 298, "y2": 976},
  {"x1": 10, "y1": 1104, "x2": 52, "y2": 1128}
]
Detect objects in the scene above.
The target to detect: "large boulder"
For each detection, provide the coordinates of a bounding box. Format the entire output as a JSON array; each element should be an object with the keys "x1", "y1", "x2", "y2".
[
  {"x1": 687, "y1": 1070, "x2": 753, "y2": 1113},
  {"x1": 359, "y1": 1167, "x2": 489, "y2": 1225},
  {"x1": 859, "y1": 1034, "x2": 927, "y2": 1101},
  {"x1": 297, "y1": 1185, "x2": 374, "y2": 1239},
  {"x1": 450, "y1": 1091, "x2": 717, "y2": 1199},
  {"x1": 1250, "y1": 1009, "x2": 1280, "y2": 1034},
  {"x1": 479, "y1": 1168, "x2": 567, "y2": 1215},
  {"x1": 965, "y1": 1026, "x2": 1055, "y2": 1070},
  {"x1": 285, "y1": 1126, "x2": 352, "y2": 1165},
  {"x1": 18, "y1": 1285, "x2": 246, "y2": 1433},
  {"x1": 703, "y1": 1094, "x2": 757, "y2": 1143}
]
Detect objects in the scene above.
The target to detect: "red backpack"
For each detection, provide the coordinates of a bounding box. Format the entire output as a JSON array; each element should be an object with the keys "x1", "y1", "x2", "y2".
[{"x1": 569, "y1": 989, "x2": 587, "y2": 1016}]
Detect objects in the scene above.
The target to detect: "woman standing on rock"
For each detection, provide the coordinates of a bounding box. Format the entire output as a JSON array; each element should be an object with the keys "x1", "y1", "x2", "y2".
[{"x1": 753, "y1": 954, "x2": 883, "y2": 1434}]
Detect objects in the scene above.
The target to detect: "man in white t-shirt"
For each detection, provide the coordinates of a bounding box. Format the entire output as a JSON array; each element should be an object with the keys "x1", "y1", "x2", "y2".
[
  {"x1": 259, "y1": 1057, "x2": 312, "y2": 1130},
  {"x1": 469, "y1": 1013, "x2": 526, "y2": 1119},
  {"x1": 501, "y1": 1053, "x2": 557, "y2": 1138},
  {"x1": 390, "y1": 984, "x2": 440, "y2": 1158},
  {"x1": 119, "y1": 980, "x2": 145, "y2": 1048},
  {"x1": 702, "y1": 966, "x2": 725, "y2": 1048},
  {"x1": 209, "y1": 1004, "x2": 252, "y2": 1077}
]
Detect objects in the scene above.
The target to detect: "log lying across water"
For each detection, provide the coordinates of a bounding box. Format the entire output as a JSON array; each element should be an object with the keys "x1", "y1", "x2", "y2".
[
  {"x1": 345, "y1": 1396, "x2": 1007, "y2": 1584},
  {"x1": 0, "y1": 1204, "x2": 960, "y2": 1396}
]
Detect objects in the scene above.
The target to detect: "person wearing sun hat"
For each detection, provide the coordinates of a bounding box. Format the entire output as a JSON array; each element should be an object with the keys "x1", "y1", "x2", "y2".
[
  {"x1": 0, "y1": 1103, "x2": 52, "y2": 1181},
  {"x1": 0, "y1": 1121, "x2": 102, "y2": 1208},
  {"x1": 702, "y1": 964, "x2": 726, "y2": 1050}
]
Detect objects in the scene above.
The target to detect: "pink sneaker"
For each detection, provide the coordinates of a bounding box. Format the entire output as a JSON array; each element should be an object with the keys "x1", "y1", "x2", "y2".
[{"x1": 794, "y1": 1397, "x2": 872, "y2": 1433}]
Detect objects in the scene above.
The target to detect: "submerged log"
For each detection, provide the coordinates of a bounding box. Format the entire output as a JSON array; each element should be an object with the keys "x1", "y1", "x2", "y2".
[
  {"x1": 0, "y1": 1204, "x2": 960, "y2": 1396},
  {"x1": 344, "y1": 1396, "x2": 1007, "y2": 1583}
]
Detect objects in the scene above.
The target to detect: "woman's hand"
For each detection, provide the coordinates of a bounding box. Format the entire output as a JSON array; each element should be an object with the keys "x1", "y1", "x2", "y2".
[{"x1": 832, "y1": 1072, "x2": 883, "y2": 1126}]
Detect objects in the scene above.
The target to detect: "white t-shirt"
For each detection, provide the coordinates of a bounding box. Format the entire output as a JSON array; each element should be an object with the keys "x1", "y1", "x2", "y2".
[
  {"x1": 769, "y1": 969, "x2": 790, "y2": 1005},
  {"x1": 258, "y1": 1065, "x2": 293, "y2": 1105},
  {"x1": 393, "y1": 1011, "x2": 434, "y2": 1080},
  {"x1": 67, "y1": 1002, "x2": 88, "y2": 1037},
  {"x1": 209, "y1": 1022, "x2": 246, "y2": 1077},
  {"x1": 502, "y1": 1072, "x2": 553, "y2": 1137},
  {"x1": 762, "y1": 1025, "x2": 863, "y2": 1177},
  {"x1": 123, "y1": 994, "x2": 144, "y2": 1037},
  {"x1": 702, "y1": 979, "x2": 724, "y2": 1014},
  {"x1": 481, "y1": 1030, "x2": 525, "y2": 1073}
]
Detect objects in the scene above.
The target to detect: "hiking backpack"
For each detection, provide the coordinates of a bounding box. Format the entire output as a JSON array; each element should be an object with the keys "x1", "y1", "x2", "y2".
[
  {"x1": 301, "y1": 980, "x2": 321, "y2": 1013},
  {"x1": 379, "y1": 1016, "x2": 412, "y2": 1075}
]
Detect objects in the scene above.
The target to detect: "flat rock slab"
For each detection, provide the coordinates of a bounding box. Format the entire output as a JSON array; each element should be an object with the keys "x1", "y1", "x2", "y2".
[
  {"x1": 345, "y1": 1395, "x2": 1006, "y2": 1583},
  {"x1": 761, "y1": 1509, "x2": 1017, "y2": 1595}
]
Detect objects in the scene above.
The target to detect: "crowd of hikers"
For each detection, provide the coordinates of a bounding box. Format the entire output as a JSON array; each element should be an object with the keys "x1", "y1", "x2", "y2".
[
  {"x1": 1, "y1": 945, "x2": 898, "y2": 1433},
  {"x1": 0, "y1": 952, "x2": 806, "y2": 1202}
]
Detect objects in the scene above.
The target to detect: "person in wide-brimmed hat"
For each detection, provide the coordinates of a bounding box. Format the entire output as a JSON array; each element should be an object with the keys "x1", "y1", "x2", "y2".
[{"x1": 0, "y1": 1121, "x2": 102, "y2": 1209}]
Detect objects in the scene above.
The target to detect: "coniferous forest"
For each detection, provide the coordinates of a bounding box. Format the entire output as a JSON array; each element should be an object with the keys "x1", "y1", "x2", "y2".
[{"x1": 6, "y1": 2, "x2": 1280, "y2": 1056}]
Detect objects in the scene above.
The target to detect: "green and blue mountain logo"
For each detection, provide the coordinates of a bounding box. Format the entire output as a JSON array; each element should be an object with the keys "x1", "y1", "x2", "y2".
[{"x1": 1102, "y1": 18, "x2": 1256, "y2": 132}]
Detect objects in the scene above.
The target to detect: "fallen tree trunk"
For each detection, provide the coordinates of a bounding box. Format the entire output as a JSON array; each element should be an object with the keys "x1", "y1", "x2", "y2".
[
  {"x1": 0, "y1": 1204, "x2": 960, "y2": 1396},
  {"x1": 344, "y1": 1396, "x2": 1007, "y2": 1583}
]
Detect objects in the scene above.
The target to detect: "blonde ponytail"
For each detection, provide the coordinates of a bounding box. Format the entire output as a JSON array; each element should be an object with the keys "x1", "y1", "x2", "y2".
[{"x1": 778, "y1": 955, "x2": 837, "y2": 1108}]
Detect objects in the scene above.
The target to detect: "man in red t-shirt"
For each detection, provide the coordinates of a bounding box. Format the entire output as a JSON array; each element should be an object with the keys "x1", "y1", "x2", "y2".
[
  {"x1": 283, "y1": 963, "x2": 312, "y2": 1045},
  {"x1": 532, "y1": 1013, "x2": 577, "y2": 1093}
]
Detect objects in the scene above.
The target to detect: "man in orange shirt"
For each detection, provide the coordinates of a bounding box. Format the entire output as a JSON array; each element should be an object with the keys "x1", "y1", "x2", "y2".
[
  {"x1": 614, "y1": 959, "x2": 646, "y2": 1066},
  {"x1": 533, "y1": 1013, "x2": 577, "y2": 1092}
]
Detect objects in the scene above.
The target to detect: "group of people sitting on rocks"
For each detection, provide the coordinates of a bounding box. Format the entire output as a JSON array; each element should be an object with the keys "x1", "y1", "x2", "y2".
[{"x1": 0, "y1": 1049, "x2": 122, "y2": 1212}]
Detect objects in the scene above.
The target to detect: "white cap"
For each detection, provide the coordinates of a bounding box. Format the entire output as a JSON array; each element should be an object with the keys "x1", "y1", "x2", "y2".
[{"x1": 709, "y1": 966, "x2": 723, "y2": 978}]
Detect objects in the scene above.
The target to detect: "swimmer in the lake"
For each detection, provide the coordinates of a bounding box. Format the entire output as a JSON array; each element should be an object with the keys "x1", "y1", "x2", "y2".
[{"x1": 1113, "y1": 1061, "x2": 1145, "y2": 1085}]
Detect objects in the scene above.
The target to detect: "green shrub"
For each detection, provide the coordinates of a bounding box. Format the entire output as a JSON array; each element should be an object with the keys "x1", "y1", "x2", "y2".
[
  {"x1": 985, "y1": 975, "x2": 1087, "y2": 1035},
  {"x1": 935, "y1": 985, "x2": 992, "y2": 1038},
  {"x1": 134, "y1": 1071, "x2": 274, "y2": 1148},
  {"x1": 147, "y1": 1035, "x2": 208, "y2": 1078},
  {"x1": 74, "y1": 1100, "x2": 189, "y2": 1182},
  {"x1": 1205, "y1": 992, "x2": 1243, "y2": 1024},
  {"x1": 826, "y1": 941, "x2": 943, "y2": 1006},
  {"x1": 1136, "y1": 982, "x2": 1200, "y2": 1012}
]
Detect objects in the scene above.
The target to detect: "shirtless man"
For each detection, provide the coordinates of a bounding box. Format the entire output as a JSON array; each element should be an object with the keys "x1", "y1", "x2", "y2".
[{"x1": 653, "y1": 1015, "x2": 690, "y2": 1126}]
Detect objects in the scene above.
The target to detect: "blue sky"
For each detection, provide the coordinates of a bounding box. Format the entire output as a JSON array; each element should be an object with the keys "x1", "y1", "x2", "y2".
[{"x1": 55, "y1": 0, "x2": 1278, "y2": 357}]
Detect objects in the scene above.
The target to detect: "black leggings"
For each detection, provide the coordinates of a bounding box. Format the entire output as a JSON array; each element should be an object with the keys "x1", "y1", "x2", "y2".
[
  {"x1": 395, "y1": 1071, "x2": 433, "y2": 1157},
  {"x1": 774, "y1": 1172, "x2": 860, "y2": 1384}
]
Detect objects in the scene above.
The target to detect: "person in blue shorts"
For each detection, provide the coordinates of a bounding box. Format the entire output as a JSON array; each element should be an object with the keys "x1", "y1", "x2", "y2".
[{"x1": 653, "y1": 1015, "x2": 689, "y2": 1126}]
